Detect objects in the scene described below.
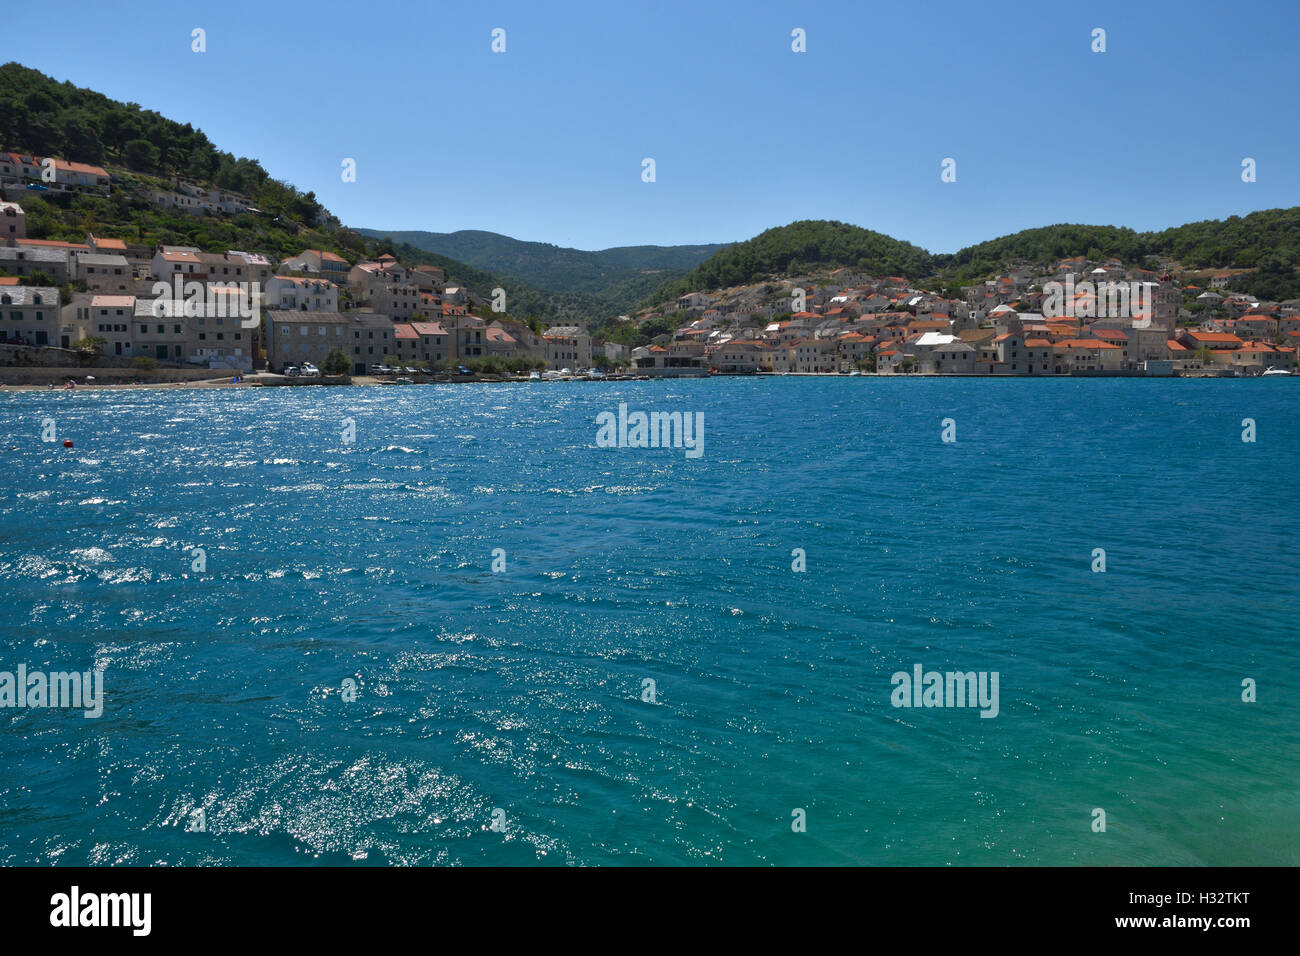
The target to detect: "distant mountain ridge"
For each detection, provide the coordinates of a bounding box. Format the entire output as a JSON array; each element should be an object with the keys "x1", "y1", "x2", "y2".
[{"x1": 357, "y1": 228, "x2": 729, "y2": 310}]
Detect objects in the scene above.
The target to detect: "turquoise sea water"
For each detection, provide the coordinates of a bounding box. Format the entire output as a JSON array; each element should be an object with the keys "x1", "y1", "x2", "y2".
[{"x1": 1, "y1": 378, "x2": 1296, "y2": 866}]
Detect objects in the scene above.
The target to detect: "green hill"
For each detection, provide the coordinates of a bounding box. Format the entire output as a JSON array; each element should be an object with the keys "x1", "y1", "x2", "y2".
[
  {"x1": 369, "y1": 237, "x2": 617, "y2": 328},
  {"x1": 358, "y1": 228, "x2": 728, "y2": 312},
  {"x1": 647, "y1": 211, "x2": 1300, "y2": 308},
  {"x1": 0, "y1": 62, "x2": 594, "y2": 323},
  {"x1": 937, "y1": 209, "x2": 1300, "y2": 298},
  {"x1": 939, "y1": 209, "x2": 1300, "y2": 277},
  {"x1": 649, "y1": 220, "x2": 936, "y2": 304},
  {"x1": 0, "y1": 61, "x2": 329, "y2": 229}
]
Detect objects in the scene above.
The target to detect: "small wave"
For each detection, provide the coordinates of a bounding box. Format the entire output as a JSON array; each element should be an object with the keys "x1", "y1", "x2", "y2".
[{"x1": 69, "y1": 547, "x2": 113, "y2": 563}]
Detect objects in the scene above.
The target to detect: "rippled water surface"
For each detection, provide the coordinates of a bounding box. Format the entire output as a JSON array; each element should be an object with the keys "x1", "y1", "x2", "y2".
[{"x1": 1, "y1": 378, "x2": 1297, "y2": 865}]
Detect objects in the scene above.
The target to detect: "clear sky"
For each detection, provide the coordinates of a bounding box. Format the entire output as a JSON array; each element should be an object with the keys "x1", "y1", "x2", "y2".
[{"x1": 17, "y1": 0, "x2": 1300, "y2": 252}]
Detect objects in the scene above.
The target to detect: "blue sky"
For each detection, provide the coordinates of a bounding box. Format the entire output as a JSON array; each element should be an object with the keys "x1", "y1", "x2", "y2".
[{"x1": 18, "y1": 0, "x2": 1300, "y2": 252}]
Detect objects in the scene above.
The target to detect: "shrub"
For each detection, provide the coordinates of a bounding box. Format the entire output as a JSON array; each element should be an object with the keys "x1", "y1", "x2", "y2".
[{"x1": 321, "y1": 347, "x2": 350, "y2": 376}]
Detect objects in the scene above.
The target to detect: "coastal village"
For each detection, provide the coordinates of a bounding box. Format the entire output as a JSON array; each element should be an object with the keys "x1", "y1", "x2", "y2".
[
  {"x1": 0, "y1": 152, "x2": 597, "y2": 380},
  {"x1": 2, "y1": 150, "x2": 1297, "y2": 381},
  {"x1": 632, "y1": 265, "x2": 1299, "y2": 377}
]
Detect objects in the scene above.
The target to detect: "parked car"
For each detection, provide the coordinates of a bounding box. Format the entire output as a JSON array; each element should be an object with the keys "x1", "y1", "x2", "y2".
[
  {"x1": 300, "y1": 362, "x2": 320, "y2": 377},
  {"x1": 283, "y1": 365, "x2": 300, "y2": 377},
  {"x1": 456, "y1": 365, "x2": 474, "y2": 376}
]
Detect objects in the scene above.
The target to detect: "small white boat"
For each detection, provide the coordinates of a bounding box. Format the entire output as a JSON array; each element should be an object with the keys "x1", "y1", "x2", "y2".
[{"x1": 1262, "y1": 368, "x2": 1291, "y2": 376}]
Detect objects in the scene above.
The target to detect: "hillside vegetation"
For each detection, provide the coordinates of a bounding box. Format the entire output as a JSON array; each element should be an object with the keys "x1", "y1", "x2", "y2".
[
  {"x1": 0, "y1": 62, "x2": 327, "y2": 227},
  {"x1": 937, "y1": 208, "x2": 1300, "y2": 284},
  {"x1": 651, "y1": 220, "x2": 935, "y2": 303},
  {"x1": 360, "y1": 228, "x2": 727, "y2": 314},
  {"x1": 0, "y1": 63, "x2": 590, "y2": 324},
  {"x1": 647, "y1": 210, "x2": 1300, "y2": 308}
]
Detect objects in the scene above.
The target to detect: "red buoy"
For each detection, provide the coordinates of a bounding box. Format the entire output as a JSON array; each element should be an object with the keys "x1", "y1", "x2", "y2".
[{"x1": 63, "y1": 440, "x2": 74, "y2": 448}]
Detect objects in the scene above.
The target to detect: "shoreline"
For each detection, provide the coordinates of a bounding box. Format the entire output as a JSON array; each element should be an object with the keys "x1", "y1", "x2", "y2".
[{"x1": 2, "y1": 369, "x2": 1290, "y2": 393}]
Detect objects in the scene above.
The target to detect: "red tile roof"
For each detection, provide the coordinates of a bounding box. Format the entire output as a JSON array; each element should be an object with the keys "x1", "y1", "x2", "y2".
[{"x1": 16, "y1": 238, "x2": 88, "y2": 251}]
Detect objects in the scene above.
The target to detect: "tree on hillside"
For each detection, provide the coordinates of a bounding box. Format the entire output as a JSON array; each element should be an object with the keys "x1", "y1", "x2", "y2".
[{"x1": 122, "y1": 138, "x2": 160, "y2": 172}]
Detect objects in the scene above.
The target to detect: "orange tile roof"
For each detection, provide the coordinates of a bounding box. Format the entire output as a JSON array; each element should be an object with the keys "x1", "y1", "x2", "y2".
[
  {"x1": 303, "y1": 249, "x2": 348, "y2": 263},
  {"x1": 2, "y1": 154, "x2": 109, "y2": 178},
  {"x1": 53, "y1": 158, "x2": 109, "y2": 177},
  {"x1": 16, "y1": 238, "x2": 88, "y2": 250},
  {"x1": 1058, "y1": 338, "x2": 1120, "y2": 349}
]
